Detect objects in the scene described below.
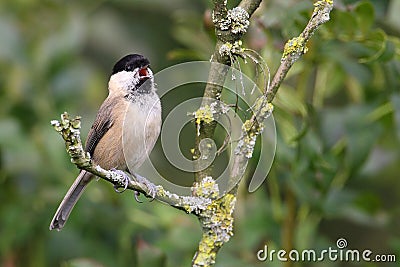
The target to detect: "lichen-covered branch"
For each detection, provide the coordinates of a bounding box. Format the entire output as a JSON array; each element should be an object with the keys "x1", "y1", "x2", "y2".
[
  {"x1": 194, "y1": 0, "x2": 262, "y2": 181},
  {"x1": 192, "y1": 192, "x2": 236, "y2": 267},
  {"x1": 238, "y1": 0, "x2": 263, "y2": 16},
  {"x1": 191, "y1": 0, "x2": 263, "y2": 266},
  {"x1": 230, "y1": 0, "x2": 333, "y2": 195},
  {"x1": 51, "y1": 113, "x2": 236, "y2": 267},
  {"x1": 51, "y1": 112, "x2": 215, "y2": 212},
  {"x1": 51, "y1": 2, "x2": 334, "y2": 267},
  {"x1": 266, "y1": 0, "x2": 333, "y2": 102},
  {"x1": 192, "y1": 1, "x2": 334, "y2": 266}
]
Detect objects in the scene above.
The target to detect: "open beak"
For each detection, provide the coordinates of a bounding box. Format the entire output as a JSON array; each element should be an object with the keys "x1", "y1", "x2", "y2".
[{"x1": 139, "y1": 66, "x2": 150, "y2": 80}]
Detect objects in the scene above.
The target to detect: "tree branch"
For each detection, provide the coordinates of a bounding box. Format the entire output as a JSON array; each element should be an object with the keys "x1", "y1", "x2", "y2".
[
  {"x1": 239, "y1": 0, "x2": 262, "y2": 15},
  {"x1": 192, "y1": 0, "x2": 263, "y2": 266},
  {"x1": 51, "y1": 112, "x2": 216, "y2": 214},
  {"x1": 194, "y1": 0, "x2": 261, "y2": 180},
  {"x1": 266, "y1": 0, "x2": 333, "y2": 102},
  {"x1": 51, "y1": 2, "x2": 334, "y2": 267},
  {"x1": 232, "y1": 0, "x2": 334, "y2": 172},
  {"x1": 192, "y1": 1, "x2": 333, "y2": 266}
]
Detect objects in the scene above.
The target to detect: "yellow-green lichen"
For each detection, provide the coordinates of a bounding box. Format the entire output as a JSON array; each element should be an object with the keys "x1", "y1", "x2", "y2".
[
  {"x1": 180, "y1": 195, "x2": 212, "y2": 214},
  {"x1": 193, "y1": 193, "x2": 237, "y2": 266},
  {"x1": 314, "y1": 0, "x2": 333, "y2": 13},
  {"x1": 193, "y1": 101, "x2": 229, "y2": 137},
  {"x1": 236, "y1": 119, "x2": 259, "y2": 158},
  {"x1": 202, "y1": 193, "x2": 236, "y2": 242},
  {"x1": 312, "y1": 0, "x2": 333, "y2": 23},
  {"x1": 253, "y1": 96, "x2": 274, "y2": 117},
  {"x1": 192, "y1": 176, "x2": 219, "y2": 199},
  {"x1": 156, "y1": 187, "x2": 166, "y2": 197},
  {"x1": 282, "y1": 36, "x2": 308, "y2": 61},
  {"x1": 190, "y1": 148, "x2": 199, "y2": 159},
  {"x1": 194, "y1": 194, "x2": 236, "y2": 266},
  {"x1": 52, "y1": 112, "x2": 91, "y2": 166},
  {"x1": 242, "y1": 119, "x2": 253, "y2": 132},
  {"x1": 235, "y1": 98, "x2": 274, "y2": 159},
  {"x1": 195, "y1": 105, "x2": 214, "y2": 125},
  {"x1": 193, "y1": 236, "x2": 217, "y2": 266},
  {"x1": 219, "y1": 40, "x2": 244, "y2": 57},
  {"x1": 183, "y1": 204, "x2": 193, "y2": 214},
  {"x1": 241, "y1": 120, "x2": 262, "y2": 135},
  {"x1": 194, "y1": 105, "x2": 215, "y2": 136},
  {"x1": 199, "y1": 234, "x2": 218, "y2": 253}
]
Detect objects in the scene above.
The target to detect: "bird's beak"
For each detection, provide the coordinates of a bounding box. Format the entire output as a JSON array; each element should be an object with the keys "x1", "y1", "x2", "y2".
[{"x1": 139, "y1": 66, "x2": 150, "y2": 80}]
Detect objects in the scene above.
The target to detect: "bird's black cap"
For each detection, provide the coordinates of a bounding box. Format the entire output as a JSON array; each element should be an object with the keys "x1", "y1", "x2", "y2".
[{"x1": 111, "y1": 54, "x2": 150, "y2": 75}]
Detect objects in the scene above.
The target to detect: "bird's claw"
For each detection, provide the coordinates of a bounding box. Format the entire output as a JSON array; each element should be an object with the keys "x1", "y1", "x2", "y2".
[
  {"x1": 111, "y1": 169, "x2": 129, "y2": 193},
  {"x1": 134, "y1": 173, "x2": 157, "y2": 201},
  {"x1": 110, "y1": 170, "x2": 157, "y2": 202},
  {"x1": 134, "y1": 191, "x2": 143, "y2": 203}
]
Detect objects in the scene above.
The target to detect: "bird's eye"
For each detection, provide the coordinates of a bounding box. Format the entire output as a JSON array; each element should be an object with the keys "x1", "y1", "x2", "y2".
[{"x1": 125, "y1": 65, "x2": 133, "y2": 71}]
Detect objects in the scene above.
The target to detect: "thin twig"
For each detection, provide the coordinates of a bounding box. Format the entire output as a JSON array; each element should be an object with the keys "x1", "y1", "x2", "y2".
[{"x1": 266, "y1": 0, "x2": 333, "y2": 102}]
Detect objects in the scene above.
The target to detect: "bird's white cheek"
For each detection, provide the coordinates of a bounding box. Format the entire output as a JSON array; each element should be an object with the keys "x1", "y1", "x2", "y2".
[{"x1": 109, "y1": 71, "x2": 139, "y2": 93}]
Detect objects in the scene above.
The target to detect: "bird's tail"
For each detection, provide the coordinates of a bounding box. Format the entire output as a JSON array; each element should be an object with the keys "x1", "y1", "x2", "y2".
[{"x1": 49, "y1": 171, "x2": 93, "y2": 231}]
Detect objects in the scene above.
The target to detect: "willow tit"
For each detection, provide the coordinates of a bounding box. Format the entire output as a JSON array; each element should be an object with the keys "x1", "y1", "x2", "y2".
[{"x1": 50, "y1": 54, "x2": 161, "y2": 230}]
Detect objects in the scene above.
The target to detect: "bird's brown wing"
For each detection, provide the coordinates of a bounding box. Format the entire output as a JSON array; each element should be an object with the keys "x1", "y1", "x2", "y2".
[{"x1": 85, "y1": 98, "x2": 116, "y2": 155}]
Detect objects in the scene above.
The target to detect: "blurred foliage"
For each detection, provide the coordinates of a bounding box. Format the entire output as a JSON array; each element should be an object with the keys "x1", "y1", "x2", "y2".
[{"x1": 0, "y1": 0, "x2": 399, "y2": 267}]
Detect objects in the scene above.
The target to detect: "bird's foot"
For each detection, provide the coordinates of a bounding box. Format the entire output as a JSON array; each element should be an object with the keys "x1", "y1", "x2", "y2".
[
  {"x1": 111, "y1": 169, "x2": 130, "y2": 193},
  {"x1": 134, "y1": 173, "x2": 157, "y2": 202}
]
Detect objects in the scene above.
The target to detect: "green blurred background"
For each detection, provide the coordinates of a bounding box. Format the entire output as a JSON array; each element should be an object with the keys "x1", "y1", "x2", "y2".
[{"x1": 1, "y1": 0, "x2": 399, "y2": 266}]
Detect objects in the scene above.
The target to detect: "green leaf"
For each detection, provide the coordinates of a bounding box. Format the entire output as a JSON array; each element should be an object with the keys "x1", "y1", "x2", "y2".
[
  {"x1": 358, "y1": 29, "x2": 388, "y2": 63},
  {"x1": 333, "y1": 9, "x2": 358, "y2": 40},
  {"x1": 345, "y1": 106, "x2": 382, "y2": 172},
  {"x1": 377, "y1": 38, "x2": 397, "y2": 62},
  {"x1": 354, "y1": 1, "x2": 375, "y2": 34},
  {"x1": 354, "y1": 191, "x2": 381, "y2": 214}
]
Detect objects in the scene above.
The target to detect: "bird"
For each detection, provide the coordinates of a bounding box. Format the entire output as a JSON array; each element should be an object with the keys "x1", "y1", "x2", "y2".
[{"x1": 49, "y1": 54, "x2": 161, "y2": 231}]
